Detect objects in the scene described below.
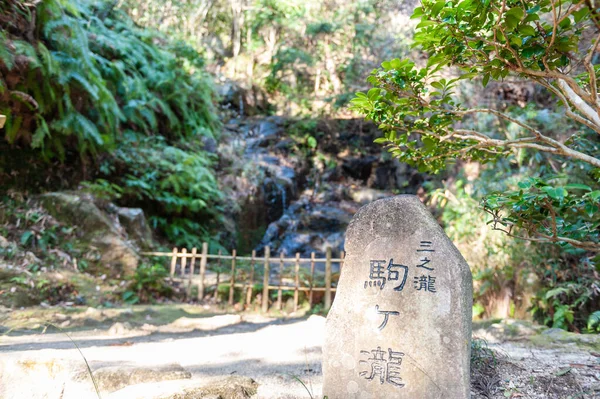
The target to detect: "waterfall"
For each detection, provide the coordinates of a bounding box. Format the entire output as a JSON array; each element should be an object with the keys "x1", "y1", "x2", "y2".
[{"x1": 275, "y1": 181, "x2": 287, "y2": 213}]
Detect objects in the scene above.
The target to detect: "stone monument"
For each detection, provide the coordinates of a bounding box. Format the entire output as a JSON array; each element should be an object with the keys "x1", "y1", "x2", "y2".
[{"x1": 323, "y1": 195, "x2": 472, "y2": 398}]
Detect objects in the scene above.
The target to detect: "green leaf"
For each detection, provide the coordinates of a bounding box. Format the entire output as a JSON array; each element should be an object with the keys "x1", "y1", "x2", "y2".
[
  {"x1": 588, "y1": 190, "x2": 600, "y2": 201},
  {"x1": 517, "y1": 180, "x2": 532, "y2": 189},
  {"x1": 573, "y1": 8, "x2": 589, "y2": 23},
  {"x1": 545, "y1": 287, "x2": 569, "y2": 300},
  {"x1": 505, "y1": 15, "x2": 519, "y2": 30},
  {"x1": 416, "y1": 20, "x2": 437, "y2": 29},
  {"x1": 588, "y1": 310, "x2": 600, "y2": 331},
  {"x1": 411, "y1": 7, "x2": 424, "y2": 19},
  {"x1": 518, "y1": 25, "x2": 537, "y2": 37},
  {"x1": 431, "y1": 0, "x2": 446, "y2": 17},
  {"x1": 541, "y1": 186, "x2": 567, "y2": 201},
  {"x1": 482, "y1": 73, "x2": 490, "y2": 87},
  {"x1": 564, "y1": 184, "x2": 591, "y2": 192},
  {"x1": 505, "y1": 7, "x2": 524, "y2": 21},
  {"x1": 423, "y1": 137, "x2": 435, "y2": 150},
  {"x1": 20, "y1": 231, "x2": 34, "y2": 246}
]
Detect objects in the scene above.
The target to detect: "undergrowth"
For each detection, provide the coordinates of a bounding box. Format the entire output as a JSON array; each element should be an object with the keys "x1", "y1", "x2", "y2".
[
  {"x1": 0, "y1": 0, "x2": 218, "y2": 159},
  {"x1": 1, "y1": 0, "x2": 224, "y2": 246}
]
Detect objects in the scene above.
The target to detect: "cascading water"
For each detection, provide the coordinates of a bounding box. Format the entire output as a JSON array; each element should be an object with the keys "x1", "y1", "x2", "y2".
[{"x1": 276, "y1": 181, "x2": 287, "y2": 213}]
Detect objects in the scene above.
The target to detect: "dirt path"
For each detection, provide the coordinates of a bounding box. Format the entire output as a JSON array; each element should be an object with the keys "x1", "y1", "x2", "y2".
[{"x1": 0, "y1": 307, "x2": 598, "y2": 398}]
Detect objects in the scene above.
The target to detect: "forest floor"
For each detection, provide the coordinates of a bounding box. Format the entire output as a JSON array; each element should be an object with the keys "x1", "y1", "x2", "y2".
[{"x1": 0, "y1": 305, "x2": 599, "y2": 398}]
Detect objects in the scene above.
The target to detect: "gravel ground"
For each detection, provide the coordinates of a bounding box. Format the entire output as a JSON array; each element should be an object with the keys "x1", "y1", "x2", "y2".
[{"x1": 0, "y1": 310, "x2": 599, "y2": 398}]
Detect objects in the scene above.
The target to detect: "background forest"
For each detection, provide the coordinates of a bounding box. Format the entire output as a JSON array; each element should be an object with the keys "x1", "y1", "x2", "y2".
[{"x1": 0, "y1": 0, "x2": 598, "y2": 338}]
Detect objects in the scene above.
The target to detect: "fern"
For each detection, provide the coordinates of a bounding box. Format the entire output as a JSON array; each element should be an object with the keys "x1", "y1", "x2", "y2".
[
  {"x1": 588, "y1": 311, "x2": 600, "y2": 332},
  {"x1": 1, "y1": 0, "x2": 219, "y2": 159},
  {"x1": 1, "y1": 0, "x2": 224, "y2": 248}
]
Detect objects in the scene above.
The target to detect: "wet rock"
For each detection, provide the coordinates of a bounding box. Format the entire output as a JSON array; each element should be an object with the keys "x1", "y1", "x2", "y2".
[
  {"x1": 299, "y1": 206, "x2": 351, "y2": 231},
  {"x1": 215, "y1": 79, "x2": 269, "y2": 116},
  {"x1": 342, "y1": 156, "x2": 378, "y2": 182},
  {"x1": 201, "y1": 136, "x2": 218, "y2": 153}
]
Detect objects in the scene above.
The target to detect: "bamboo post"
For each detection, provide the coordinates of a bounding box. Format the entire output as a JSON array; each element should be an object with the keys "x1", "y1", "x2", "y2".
[
  {"x1": 228, "y1": 249, "x2": 237, "y2": 306},
  {"x1": 325, "y1": 247, "x2": 332, "y2": 311},
  {"x1": 187, "y1": 247, "x2": 197, "y2": 298},
  {"x1": 197, "y1": 242, "x2": 208, "y2": 301},
  {"x1": 293, "y1": 252, "x2": 300, "y2": 312},
  {"x1": 246, "y1": 250, "x2": 256, "y2": 308},
  {"x1": 262, "y1": 246, "x2": 270, "y2": 313},
  {"x1": 213, "y1": 249, "x2": 222, "y2": 302},
  {"x1": 309, "y1": 252, "x2": 315, "y2": 307},
  {"x1": 277, "y1": 252, "x2": 284, "y2": 310},
  {"x1": 170, "y1": 247, "x2": 178, "y2": 277},
  {"x1": 180, "y1": 248, "x2": 188, "y2": 278}
]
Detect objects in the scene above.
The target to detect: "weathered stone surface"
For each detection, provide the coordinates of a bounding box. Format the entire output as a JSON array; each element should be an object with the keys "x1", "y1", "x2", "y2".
[
  {"x1": 107, "y1": 376, "x2": 258, "y2": 399},
  {"x1": 117, "y1": 207, "x2": 155, "y2": 250},
  {"x1": 39, "y1": 192, "x2": 139, "y2": 276},
  {"x1": 88, "y1": 364, "x2": 192, "y2": 393},
  {"x1": 40, "y1": 192, "x2": 119, "y2": 236},
  {"x1": 323, "y1": 195, "x2": 472, "y2": 399}
]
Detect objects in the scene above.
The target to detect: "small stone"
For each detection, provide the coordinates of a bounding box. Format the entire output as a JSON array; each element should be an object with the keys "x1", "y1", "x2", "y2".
[
  {"x1": 0, "y1": 235, "x2": 10, "y2": 248},
  {"x1": 108, "y1": 322, "x2": 132, "y2": 336},
  {"x1": 323, "y1": 195, "x2": 472, "y2": 399}
]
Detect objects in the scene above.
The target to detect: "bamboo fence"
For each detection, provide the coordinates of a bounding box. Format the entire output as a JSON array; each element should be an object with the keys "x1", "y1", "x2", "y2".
[{"x1": 141, "y1": 245, "x2": 345, "y2": 312}]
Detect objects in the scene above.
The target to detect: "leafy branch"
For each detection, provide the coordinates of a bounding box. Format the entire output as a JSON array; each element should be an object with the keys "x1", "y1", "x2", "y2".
[{"x1": 352, "y1": 0, "x2": 600, "y2": 250}]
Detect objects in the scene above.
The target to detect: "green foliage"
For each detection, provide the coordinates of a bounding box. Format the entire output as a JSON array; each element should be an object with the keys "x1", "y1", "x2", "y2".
[
  {"x1": 89, "y1": 134, "x2": 223, "y2": 247},
  {"x1": 483, "y1": 176, "x2": 600, "y2": 249},
  {"x1": 123, "y1": 0, "x2": 412, "y2": 115},
  {"x1": 123, "y1": 263, "x2": 172, "y2": 304},
  {"x1": 529, "y1": 253, "x2": 598, "y2": 331},
  {"x1": 1, "y1": 0, "x2": 225, "y2": 248},
  {"x1": 353, "y1": 1, "x2": 600, "y2": 253},
  {"x1": 435, "y1": 162, "x2": 599, "y2": 332},
  {"x1": 588, "y1": 311, "x2": 600, "y2": 332},
  {"x1": 1, "y1": 0, "x2": 218, "y2": 160}
]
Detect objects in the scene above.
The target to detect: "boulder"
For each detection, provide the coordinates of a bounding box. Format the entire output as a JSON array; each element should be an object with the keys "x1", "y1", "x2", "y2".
[
  {"x1": 215, "y1": 79, "x2": 269, "y2": 116},
  {"x1": 40, "y1": 192, "x2": 119, "y2": 237},
  {"x1": 117, "y1": 207, "x2": 155, "y2": 250},
  {"x1": 39, "y1": 192, "x2": 139, "y2": 276},
  {"x1": 299, "y1": 205, "x2": 351, "y2": 231}
]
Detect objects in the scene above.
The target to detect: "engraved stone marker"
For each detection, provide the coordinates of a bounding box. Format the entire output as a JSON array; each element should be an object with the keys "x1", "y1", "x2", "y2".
[{"x1": 323, "y1": 195, "x2": 472, "y2": 399}]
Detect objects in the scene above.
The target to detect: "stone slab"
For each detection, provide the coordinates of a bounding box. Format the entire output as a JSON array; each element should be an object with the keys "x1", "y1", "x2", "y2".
[{"x1": 323, "y1": 195, "x2": 472, "y2": 398}]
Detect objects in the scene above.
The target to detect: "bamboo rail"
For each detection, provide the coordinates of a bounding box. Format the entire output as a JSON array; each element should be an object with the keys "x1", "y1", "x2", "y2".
[{"x1": 141, "y1": 244, "x2": 344, "y2": 313}]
